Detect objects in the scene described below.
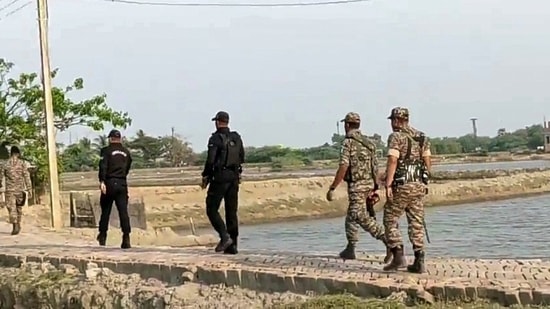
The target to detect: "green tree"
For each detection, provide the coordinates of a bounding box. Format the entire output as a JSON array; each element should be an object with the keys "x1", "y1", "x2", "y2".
[
  {"x1": 525, "y1": 125, "x2": 544, "y2": 149},
  {"x1": 93, "y1": 134, "x2": 109, "y2": 152},
  {"x1": 0, "y1": 59, "x2": 132, "y2": 187},
  {"x1": 61, "y1": 137, "x2": 97, "y2": 171},
  {"x1": 159, "y1": 134, "x2": 197, "y2": 167},
  {"x1": 126, "y1": 129, "x2": 163, "y2": 167},
  {"x1": 331, "y1": 133, "x2": 344, "y2": 145}
]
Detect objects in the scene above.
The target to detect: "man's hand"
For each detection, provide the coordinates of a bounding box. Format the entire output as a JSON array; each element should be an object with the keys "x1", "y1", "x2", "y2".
[
  {"x1": 99, "y1": 182, "x2": 106, "y2": 194},
  {"x1": 200, "y1": 176, "x2": 210, "y2": 190},
  {"x1": 326, "y1": 188, "x2": 335, "y2": 202},
  {"x1": 367, "y1": 189, "x2": 379, "y2": 199},
  {"x1": 385, "y1": 185, "x2": 393, "y2": 201}
]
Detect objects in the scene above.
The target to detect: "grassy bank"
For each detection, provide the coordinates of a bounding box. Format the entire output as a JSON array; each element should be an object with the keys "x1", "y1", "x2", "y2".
[{"x1": 273, "y1": 294, "x2": 548, "y2": 309}]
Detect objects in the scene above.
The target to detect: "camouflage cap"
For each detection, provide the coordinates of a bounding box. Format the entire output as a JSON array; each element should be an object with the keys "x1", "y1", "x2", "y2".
[
  {"x1": 387, "y1": 107, "x2": 409, "y2": 120},
  {"x1": 340, "y1": 112, "x2": 361, "y2": 123}
]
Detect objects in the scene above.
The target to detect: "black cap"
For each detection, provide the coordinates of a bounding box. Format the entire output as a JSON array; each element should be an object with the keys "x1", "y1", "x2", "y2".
[
  {"x1": 10, "y1": 146, "x2": 20, "y2": 155},
  {"x1": 211, "y1": 111, "x2": 230, "y2": 122},
  {"x1": 108, "y1": 129, "x2": 122, "y2": 138}
]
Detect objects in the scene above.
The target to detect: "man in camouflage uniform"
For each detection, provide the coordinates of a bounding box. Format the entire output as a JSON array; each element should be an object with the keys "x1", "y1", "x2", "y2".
[
  {"x1": 383, "y1": 107, "x2": 431, "y2": 273},
  {"x1": 327, "y1": 112, "x2": 391, "y2": 261},
  {"x1": 0, "y1": 146, "x2": 32, "y2": 235}
]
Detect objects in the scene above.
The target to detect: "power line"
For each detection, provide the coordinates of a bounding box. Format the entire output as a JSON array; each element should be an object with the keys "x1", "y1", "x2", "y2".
[
  {"x1": 100, "y1": 0, "x2": 371, "y2": 7},
  {"x1": 0, "y1": 0, "x2": 21, "y2": 12},
  {"x1": 0, "y1": 0, "x2": 31, "y2": 21}
]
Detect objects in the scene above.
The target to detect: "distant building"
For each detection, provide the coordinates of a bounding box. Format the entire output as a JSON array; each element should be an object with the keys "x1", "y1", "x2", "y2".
[
  {"x1": 544, "y1": 121, "x2": 550, "y2": 153},
  {"x1": 497, "y1": 128, "x2": 506, "y2": 136}
]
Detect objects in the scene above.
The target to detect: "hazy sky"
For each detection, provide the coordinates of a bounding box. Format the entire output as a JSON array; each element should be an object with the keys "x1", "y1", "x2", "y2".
[{"x1": 1, "y1": 0, "x2": 549, "y2": 151}]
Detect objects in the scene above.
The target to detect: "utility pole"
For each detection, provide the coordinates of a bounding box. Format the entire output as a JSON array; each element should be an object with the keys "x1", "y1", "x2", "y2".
[
  {"x1": 37, "y1": 0, "x2": 62, "y2": 230},
  {"x1": 336, "y1": 121, "x2": 340, "y2": 135},
  {"x1": 171, "y1": 126, "x2": 175, "y2": 166},
  {"x1": 470, "y1": 117, "x2": 478, "y2": 138}
]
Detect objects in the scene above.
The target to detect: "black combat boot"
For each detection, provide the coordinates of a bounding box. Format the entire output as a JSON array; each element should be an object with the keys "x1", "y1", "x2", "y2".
[
  {"x1": 339, "y1": 243, "x2": 356, "y2": 260},
  {"x1": 96, "y1": 233, "x2": 107, "y2": 246},
  {"x1": 121, "y1": 234, "x2": 131, "y2": 249},
  {"x1": 407, "y1": 250, "x2": 426, "y2": 274},
  {"x1": 224, "y1": 238, "x2": 238, "y2": 255},
  {"x1": 383, "y1": 246, "x2": 392, "y2": 263},
  {"x1": 383, "y1": 246, "x2": 406, "y2": 271},
  {"x1": 11, "y1": 223, "x2": 20, "y2": 235},
  {"x1": 215, "y1": 234, "x2": 233, "y2": 252}
]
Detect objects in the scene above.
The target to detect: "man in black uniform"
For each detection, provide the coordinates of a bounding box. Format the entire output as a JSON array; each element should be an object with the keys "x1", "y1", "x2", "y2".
[
  {"x1": 97, "y1": 129, "x2": 133, "y2": 249},
  {"x1": 201, "y1": 111, "x2": 244, "y2": 254}
]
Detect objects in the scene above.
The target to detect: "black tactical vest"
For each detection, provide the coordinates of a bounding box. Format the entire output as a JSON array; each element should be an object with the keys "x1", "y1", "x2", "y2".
[{"x1": 394, "y1": 133, "x2": 426, "y2": 185}]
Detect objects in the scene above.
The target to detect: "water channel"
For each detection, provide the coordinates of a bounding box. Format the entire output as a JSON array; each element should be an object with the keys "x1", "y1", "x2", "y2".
[
  {"x1": 192, "y1": 160, "x2": 550, "y2": 259},
  {"x1": 432, "y1": 159, "x2": 550, "y2": 172},
  {"x1": 196, "y1": 194, "x2": 550, "y2": 260}
]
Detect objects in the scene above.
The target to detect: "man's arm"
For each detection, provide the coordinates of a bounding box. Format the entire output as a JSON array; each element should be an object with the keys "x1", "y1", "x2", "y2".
[
  {"x1": 385, "y1": 133, "x2": 400, "y2": 188},
  {"x1": 0, "y1": 164, "x2": 4, "y2": 189},
  {"x1": 125, "y1": 149, "x2": 133, "y2": 176},
  {"x1": 370, "y1": 142, "x2": 379, "y2": 190},
  {"x1": 239, "y1": 136, "x2": 245, "y2": 174},
  {"x1": 422, "y1": 136, "x2": 432, "y2": 173},
  {"x1": 23, "y1": 164, "x2": 32, "y2": 191},
  {"x1": 98, "y1": 147, "x2": 108, "y2": 183},
  {"x1": 201, "y1": 135, "x2": 218, "y2": 178},
  {"x1": 329, "y1": 138, "x2": 351, "y2": 190}
]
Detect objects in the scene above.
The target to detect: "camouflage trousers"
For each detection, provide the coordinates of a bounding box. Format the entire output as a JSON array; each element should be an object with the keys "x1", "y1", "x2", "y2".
[
  {"x1": 383, "y1": 183, "x2": 426, "y2": 251},
  {"x1": 345, "y1": 191, "x2": 386, "y2": 245},
  {"x1": 5, "y1": 192, "x2": 25, "y2": 224}
]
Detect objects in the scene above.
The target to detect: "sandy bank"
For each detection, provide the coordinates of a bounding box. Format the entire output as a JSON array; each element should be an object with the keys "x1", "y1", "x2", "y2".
[
  {"x1": 66, "y1": 168, "x2": 550, "y2": 230},
  {"x1": 17, "y1": 209, "x2": 218, "y2": 247}
]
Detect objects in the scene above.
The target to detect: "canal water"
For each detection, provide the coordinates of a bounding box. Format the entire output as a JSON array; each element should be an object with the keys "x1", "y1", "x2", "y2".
[
  {"x1": 202, "y1": 194, "x2": 550, "y2": 260},
  {"x1": 432, "y1": 159, "x2": 550, "y2": 172},
  {"x1": 282, "y1": 160, "x2": 550, "y2": 177}
]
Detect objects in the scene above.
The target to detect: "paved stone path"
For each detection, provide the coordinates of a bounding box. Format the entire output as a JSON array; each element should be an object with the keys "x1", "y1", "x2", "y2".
[{"x1": 1, "y1": 223, "x2": 550, "y2": 306}]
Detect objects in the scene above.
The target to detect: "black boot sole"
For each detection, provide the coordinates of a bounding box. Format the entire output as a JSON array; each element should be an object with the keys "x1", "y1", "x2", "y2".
[
  {"x1": 224, "y1": 248, "x2": 238, "y2": 255},
  {"x1": 407, "y1": 265, "x2": 426, "y2": 273}
]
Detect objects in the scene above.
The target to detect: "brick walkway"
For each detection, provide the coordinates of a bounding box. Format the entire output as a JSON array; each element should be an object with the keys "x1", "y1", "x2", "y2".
[{"x1": 1, "y1": 223, "x2": 549, "y2": 306}]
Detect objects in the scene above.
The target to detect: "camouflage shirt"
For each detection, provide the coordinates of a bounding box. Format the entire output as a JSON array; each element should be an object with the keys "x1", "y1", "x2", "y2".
[
  {"x1": 387, "y1": 125, "x2": 431, "y2": 186},
  {"x1": 339, "y1": 129, "x2": 378, "y2": 193},
  {"x1": 1, "y1": 157, "x2": 32, "y2": 192},
  {"x1": 387, "y1": 125, "x2": 431, "y2": 160}
]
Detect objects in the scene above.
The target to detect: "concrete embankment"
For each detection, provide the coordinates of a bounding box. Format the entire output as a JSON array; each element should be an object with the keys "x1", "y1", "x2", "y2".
[
  {"x1": 2, "y1": 222, "x2": 550, "y2": 308},
  {"x1": 82, "y1": 168, "x2": 550, "y2": 230}
]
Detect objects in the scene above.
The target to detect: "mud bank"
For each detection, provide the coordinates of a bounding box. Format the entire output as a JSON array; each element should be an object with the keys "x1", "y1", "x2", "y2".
[
  {"x1": 0, "y1": 262, "x2": 305, "y2": 308},
  {"x1": 19, "y1": 209, "x2": 218, "y2": 247},
  {"x1": 98, "y1": 168, "x2": 550, "y2": 230}
]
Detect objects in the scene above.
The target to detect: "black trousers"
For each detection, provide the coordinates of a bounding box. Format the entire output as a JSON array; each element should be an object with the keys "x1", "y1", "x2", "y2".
[
  {"x1": 206, "y1": 179, "x2": 239, "y2": 242},
  {"x1": 98, "y1": 178, "x2": 131, "y2": 235}
]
